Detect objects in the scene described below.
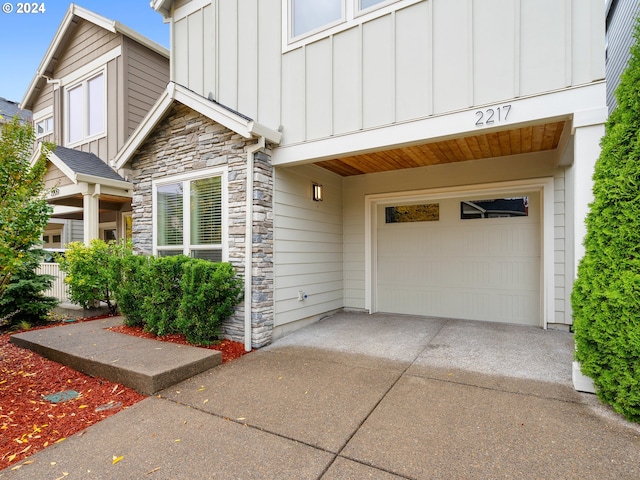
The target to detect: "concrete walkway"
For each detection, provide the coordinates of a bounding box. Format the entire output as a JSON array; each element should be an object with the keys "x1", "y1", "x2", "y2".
[
  {"x1": 3, "y1": 312, "x2": 640, "y2": 479},
  {"x1": 10, "y1": 317, "x2": 221, "y2": 395}
]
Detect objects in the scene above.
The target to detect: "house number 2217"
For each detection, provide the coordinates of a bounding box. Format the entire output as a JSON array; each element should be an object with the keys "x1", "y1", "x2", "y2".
[{"x1": 475, "y1": 105, "x2": 511, "y2": 127}]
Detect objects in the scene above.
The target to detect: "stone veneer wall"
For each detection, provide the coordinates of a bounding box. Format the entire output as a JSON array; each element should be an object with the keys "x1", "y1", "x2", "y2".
[{"x1": 128, "y1": 102, "x2": 274, "y2": 347}]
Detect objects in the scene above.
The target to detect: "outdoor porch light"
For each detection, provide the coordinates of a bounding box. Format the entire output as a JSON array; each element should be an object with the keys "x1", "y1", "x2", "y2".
[{"x1": 312, "y1": 183, "x2": 323, "y2": 202}]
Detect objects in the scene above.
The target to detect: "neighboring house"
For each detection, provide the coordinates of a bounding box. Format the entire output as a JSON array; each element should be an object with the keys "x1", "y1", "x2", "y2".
[
  {"x1": 20, "y1": 3, "x2": 169, "y2": 247},
  {"x1": 0, "y1": 97, "x2": 32, "y2": 126},
  {"x1": 605, "y1": 0, "x2": 640, "y2": 113},
  {"x1": 114, "y1": 0, "x2": 607, "y2": 352}
]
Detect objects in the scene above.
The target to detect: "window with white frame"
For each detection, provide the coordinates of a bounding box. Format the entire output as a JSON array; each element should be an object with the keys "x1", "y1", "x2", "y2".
[
  {"x1": 35, "y1": 116, "x2": 53, "y2": 138},
  {"x1": 66, "y1": 71, "x2": 105, "y2": 145},
  {"x1": 288, "y1": 0, "x2": 407, "y2": 42},
  {"x1": 154, "y1": 170, "x2": 226, "y2": 262}
]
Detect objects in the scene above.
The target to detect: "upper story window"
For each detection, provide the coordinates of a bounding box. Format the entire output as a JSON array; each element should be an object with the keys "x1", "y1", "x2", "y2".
[
  {"x1": 35, "y1": 116, "x2": 53, "y2": 138},
  {"x1": 292, "y1": 0, "x2": 342, "y2": 37},
  {"x1": 66, "y1": 71, "x2": 105, "y2": 145},
  {"x1": 286, "y1": 0, "x2": 420, "y2": 49}
]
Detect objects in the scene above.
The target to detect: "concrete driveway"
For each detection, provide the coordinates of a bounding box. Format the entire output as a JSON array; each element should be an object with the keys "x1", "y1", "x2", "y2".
[{"x1": 3, "y1": 312, "x2": 640, "y2": 479}]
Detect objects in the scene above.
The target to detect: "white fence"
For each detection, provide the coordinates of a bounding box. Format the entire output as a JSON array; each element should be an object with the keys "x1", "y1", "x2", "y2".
[{"x1": 37, "y1": 262, "x2": 69, "y2": 303}]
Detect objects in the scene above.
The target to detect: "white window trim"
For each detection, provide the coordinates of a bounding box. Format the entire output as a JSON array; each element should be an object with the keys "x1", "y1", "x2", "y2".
[
  {"x1": 64, "y1": 68, "x2": 107, "y2": 147},
  {"x1": 152, "y1": 167, "x2": 229, "y2": 261},
  {"x1": 33, "y1": 106, "x2": 54, "y2": 139},
  {"x1": 283, "y1": 0, "x2": 423, "y2": 52},
  {"x1": 35, "y1": 116, "x2": 54, "y2": 139}
]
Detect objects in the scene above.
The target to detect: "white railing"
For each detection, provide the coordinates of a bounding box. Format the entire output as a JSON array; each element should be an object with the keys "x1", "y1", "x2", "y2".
[{"x1": 37, "y1": 262, "x2": 69, "y2": 303}]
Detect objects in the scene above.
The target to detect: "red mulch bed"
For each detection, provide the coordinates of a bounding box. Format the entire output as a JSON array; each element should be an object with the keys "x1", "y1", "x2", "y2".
[
  {"x1": 0, "y1": 316, "x2": 251, "y2": 471},
  {"x1": 107, "y1": 325, "x2": 250, "y2": 363}
]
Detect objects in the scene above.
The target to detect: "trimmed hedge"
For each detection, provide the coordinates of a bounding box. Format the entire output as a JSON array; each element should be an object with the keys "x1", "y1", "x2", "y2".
[
  {"x1": 177, "y1": 261, "x2": 244, "y2": 345},
  {"x1": 113, "y1": 255, "x2": 243, "y2": 344},
  {"x1": 571, "y1": 18, "x2": 640, "y2": 422},
  {"x1": 61, "y1": 241, "x2": 244, "y2": 345}
]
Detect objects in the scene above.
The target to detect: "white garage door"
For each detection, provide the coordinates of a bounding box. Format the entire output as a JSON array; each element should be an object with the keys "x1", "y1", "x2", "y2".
[{"x1": 376, "y1": 192, "x2": 541, "y2": 325}]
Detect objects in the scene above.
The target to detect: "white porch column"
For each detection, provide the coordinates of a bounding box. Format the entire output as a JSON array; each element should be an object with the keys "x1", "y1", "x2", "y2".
[
  {"x1": 571, "y1": 109, "x2": 607, "y2": 273},
  {"x1": 570, "y1": 108, "x2": 606, "y2": 393},
  {"x1": 82, "y1": 183, "x2": 100, "y2": 245}
]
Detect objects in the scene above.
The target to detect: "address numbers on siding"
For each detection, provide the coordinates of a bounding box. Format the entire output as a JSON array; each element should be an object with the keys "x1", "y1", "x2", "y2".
[{"x1": 475, "y1": 104, "x2": 511, "y2": 127}]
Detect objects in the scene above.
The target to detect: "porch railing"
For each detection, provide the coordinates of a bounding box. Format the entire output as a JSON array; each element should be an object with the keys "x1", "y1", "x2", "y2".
[{"x1": 37, "y1": 262, "x2": 69, "y2": 303}]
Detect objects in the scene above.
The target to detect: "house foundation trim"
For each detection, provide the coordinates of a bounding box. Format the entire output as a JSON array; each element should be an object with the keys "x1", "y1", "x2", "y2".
[{"x1": 364, "y1": 177, "x2": 555, "y2": 328}]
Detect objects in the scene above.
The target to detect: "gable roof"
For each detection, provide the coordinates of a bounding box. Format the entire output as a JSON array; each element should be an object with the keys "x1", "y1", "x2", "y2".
[
  {"x1": 47, "y1": 145, "x2": 131, "y2": 189},
  {"x1": 21, "y1": 3, "x2": 169, "y2": 110},
  {"x1": 113, "y1": 82, "x2": 282, "y2": 170}
]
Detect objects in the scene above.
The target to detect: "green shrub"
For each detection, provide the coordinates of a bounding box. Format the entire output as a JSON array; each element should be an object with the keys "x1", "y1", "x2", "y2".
[
  {"x1": 58, "y1": 239, "x2": 132, "y2": 315},
  {"x1": 177, "y1": 260, "x2": 243, "y2": 345},
  {"x1": 142, "y1": 255, "x2": 190, "y2": 336},
  {"x1": 571, "y1": 18, "x2": 640, "y2": 422},
  {"x1": 112, "y1": 254, "x2": 152, "y2": 327},
  {"x1": 0, "y1": 250, "x2": 58, "y2": 329}
]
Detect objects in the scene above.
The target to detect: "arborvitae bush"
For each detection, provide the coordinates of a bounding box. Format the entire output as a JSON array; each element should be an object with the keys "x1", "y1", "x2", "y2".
[
  {"x1": 177, "y1": 260, "x2": 243, "y2": 345},
  {"x1": 571, "y1": 18, "x2": 640, "y2": 422}
]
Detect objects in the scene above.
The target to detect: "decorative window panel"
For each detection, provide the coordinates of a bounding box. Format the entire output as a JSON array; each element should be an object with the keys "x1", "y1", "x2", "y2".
[
  {"x1": 385, "y1": 204, "x2": 440, "y2": 223},
  {"x1": 460, "y1": 197, "x2": 529, "y2": 220}
]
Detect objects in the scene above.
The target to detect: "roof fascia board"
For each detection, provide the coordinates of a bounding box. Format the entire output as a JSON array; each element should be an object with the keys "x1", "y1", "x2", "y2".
[
  {"x1": 44, "y1": 147, "x2": 78, "y2": 184},
  {"x1": 21, "y1": 5, "x2": 76, "y2": 108},
  {"x1": 173, "y1": 86, "x2": 281, "y2": 143},
  {"x1": 151, "y1": 0, "x2": 173, "y2": 18},
  {"x1": 21, "y1": 3, "x2": 168, "y2": 108},
  {"x1": 75, "y1": 173, "x2": 133, "y2": 191},
  {"x1": 173, "y1": 86, "x2": 254, "y2": 139},
  {"x1": 114, "y1": 22, "x2": 169, "y2": 58},
  {"x1": 113, "y1": 84, "x2": 175, "y2": 169},
  {"x1": 114, "y1": 82, "x2": 280, "y2": 169}
]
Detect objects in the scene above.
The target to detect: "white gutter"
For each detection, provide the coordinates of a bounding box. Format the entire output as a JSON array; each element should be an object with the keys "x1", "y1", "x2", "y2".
[{"x1": 244, "y1": 137, "x2": 265, "y2": 352}]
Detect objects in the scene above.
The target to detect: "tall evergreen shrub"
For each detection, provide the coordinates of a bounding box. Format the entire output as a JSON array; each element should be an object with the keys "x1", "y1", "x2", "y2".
[
  {"x1": 0, "y1": 250, "x2": 58, "y2": 328},
  {"x1": 571, "y1": 18, "x2": 640, "y2": 422}
]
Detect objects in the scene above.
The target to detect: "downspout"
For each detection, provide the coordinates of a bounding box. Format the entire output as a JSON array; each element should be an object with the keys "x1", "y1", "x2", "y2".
[{"x1": 244, "y1": 136, "x2": 265, "y2": 352}]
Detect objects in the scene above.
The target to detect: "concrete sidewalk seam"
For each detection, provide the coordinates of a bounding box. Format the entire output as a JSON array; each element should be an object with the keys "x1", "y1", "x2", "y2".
[{"x1": 402, "y1": 371, "x2": 582, "y2": 404}]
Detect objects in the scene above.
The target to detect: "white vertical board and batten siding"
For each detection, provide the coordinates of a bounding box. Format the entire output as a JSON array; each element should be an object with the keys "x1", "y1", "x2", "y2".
[
  {"x1": 273, "y1": 166, "x2": 343, "y2": 326},
  {"x1": 171, "y1": 0, "x2": 281, "y2": 127},
  {"x1": 171, "y1": 0, "x2": 603, "y2": 148}
]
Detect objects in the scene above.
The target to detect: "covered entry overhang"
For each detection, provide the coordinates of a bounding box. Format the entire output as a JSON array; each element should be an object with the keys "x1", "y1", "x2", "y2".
[
  {"x1": 39, "y1": 145, "x2": 133, "y2": 244},
  {"x1": 272, "y1": 82, "x2": 607, "y2": 329}
]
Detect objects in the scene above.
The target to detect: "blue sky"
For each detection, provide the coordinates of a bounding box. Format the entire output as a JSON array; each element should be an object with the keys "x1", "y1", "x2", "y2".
[{"x1": 0, "y1": 1, "x2": 169, "y2": 104}]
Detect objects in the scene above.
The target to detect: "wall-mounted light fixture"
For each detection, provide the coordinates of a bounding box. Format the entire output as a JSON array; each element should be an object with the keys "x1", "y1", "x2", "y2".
[{"x1": 312, "y1": 183, "x2": 323, "y2": 202}]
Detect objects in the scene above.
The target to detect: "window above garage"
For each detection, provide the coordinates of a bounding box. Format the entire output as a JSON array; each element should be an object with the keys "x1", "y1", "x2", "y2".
[
  {"x1": 385, "y1": 204, "x2": 439, "y2": 223},
  {"x1": 460, "y1": 197, "x2": 529, "y2": 220}
]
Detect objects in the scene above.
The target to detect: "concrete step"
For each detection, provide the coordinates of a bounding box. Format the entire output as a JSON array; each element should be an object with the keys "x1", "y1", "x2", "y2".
[{"x1": 9, "y1": 316, "x2": 222, "y2": 395}]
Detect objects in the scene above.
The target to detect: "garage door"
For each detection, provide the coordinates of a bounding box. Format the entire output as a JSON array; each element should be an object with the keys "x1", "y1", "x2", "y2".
[{"x1": 376, "y1": 192, "x2": 541, "y2": 325}]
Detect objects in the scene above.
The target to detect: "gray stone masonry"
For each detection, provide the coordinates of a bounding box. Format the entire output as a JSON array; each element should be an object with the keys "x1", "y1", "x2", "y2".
[{"x1": 129, "y1": 103, "x2": 274, "y2": 348}]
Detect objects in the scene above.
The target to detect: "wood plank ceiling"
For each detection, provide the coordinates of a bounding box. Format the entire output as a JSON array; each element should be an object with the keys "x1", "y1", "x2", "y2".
[{"x1": 315, "y1": 121, "x2": 567, "y2": 176}]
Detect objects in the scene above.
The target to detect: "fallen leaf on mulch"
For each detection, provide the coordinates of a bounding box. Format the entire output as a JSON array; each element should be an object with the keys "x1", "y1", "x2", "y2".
[
  {"x1": 0, "y1": 326, "x2": 146, "y2": 470},
  {"x1": 0, "y1": 316, "x2": 252, "y2": 471}
]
